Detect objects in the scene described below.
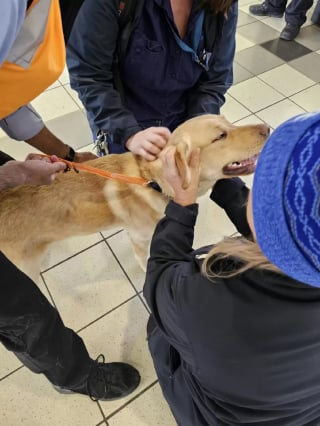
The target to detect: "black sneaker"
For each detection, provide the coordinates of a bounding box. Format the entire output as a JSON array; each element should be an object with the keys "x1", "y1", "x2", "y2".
[
  {"x1": 280, "y1": 23, "x2": 301, "y2": 40},
  {"x1": 54, "y1": 354, "x2": 140, "y2": 401},
  {"x1": 249, "y1": 2, "x2": 284, "y2": 17}
]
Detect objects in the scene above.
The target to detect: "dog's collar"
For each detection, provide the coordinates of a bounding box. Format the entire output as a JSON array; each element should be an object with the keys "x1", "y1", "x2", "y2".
[{"x1": 147, "y1": 181, "x2": 162, "y2": 193}]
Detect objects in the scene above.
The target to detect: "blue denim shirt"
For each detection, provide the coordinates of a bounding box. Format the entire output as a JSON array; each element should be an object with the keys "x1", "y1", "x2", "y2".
[{"x1": 67, "y1": 0, "x2": 238, "y2": 152}]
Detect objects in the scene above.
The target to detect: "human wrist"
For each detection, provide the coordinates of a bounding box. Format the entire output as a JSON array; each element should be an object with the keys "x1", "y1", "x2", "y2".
[
  {"x1": 173, "y1": 194, "x2": 197, "y2": 206},
  {"x1": 0, "y1": 161, "x2": 26, "y2": 189}
]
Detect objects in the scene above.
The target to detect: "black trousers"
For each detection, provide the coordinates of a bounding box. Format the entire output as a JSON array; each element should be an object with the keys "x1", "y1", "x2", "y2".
[
  {"x1": 0, "y1": 151, "x2": 94, "y2": 388},
  {"x1": 0, "y1": 251, "x2": 94, "y2": 388}
]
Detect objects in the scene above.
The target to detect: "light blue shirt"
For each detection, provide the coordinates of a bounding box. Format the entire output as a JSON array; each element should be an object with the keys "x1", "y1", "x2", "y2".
[
  {"x1": 0, "y1": 1, "x2": 44, "y2": 141},
  {"x1": 0, "y1": 1, "x2": 26, "y2": 66}
]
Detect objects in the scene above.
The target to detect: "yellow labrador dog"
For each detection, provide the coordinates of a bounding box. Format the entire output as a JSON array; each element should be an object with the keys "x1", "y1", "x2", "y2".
[{"x1": 0, "y1": 115, "x2": 269, "y2": 280}]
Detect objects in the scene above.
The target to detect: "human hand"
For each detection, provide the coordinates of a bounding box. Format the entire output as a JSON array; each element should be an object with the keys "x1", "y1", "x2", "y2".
[
  {"x1": 20, "y1": 154, "x2": 66, "y2": 185},
  {"x1": 160, "y1": 146, "x2": 200, "y2": 206},
  {"x1": 74, "y1": 151, "x2": 97, "y2": 162},
  {"x1": 125, "y1": 127, "x2": 171, "y2": 161}
]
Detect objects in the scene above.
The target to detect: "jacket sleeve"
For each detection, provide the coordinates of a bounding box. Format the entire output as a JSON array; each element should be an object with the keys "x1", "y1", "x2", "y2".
[
  {"x1": 66, "y1": 0, "x2": 142, "y2": 146},
  {"x1": 210, "y1": 177, "x2": 251, "y2": 238},
  {"x1": 143, "y1": 201, "x2": 199, "y2": 362},
  {"x1": 187, "y1": 2, "x2": 238, "y2": 116}
]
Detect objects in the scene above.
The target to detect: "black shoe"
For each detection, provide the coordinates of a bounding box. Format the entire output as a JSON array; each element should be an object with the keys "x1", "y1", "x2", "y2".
[
  {"x1": 280, "y1": 23, "x2": 300, "y2": 40},
  {"x1": 249, "y1": 2, "x2": 284, "y2": 17},
  {"x1": 54, "y1": 354, "x2": 140, "y2": 401}
]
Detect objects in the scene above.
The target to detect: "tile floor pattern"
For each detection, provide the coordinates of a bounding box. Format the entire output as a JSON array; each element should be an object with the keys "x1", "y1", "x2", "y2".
[{"x1": 0, "y1": 1, "x2": 319, "y2": 424}]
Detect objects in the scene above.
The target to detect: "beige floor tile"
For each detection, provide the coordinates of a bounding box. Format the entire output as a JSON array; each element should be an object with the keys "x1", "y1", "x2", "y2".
[
  {"x1": 0, "y1": 138, "x2": 41, "y2": 160},
  {"x1": 229, "y1": 77, "x2": 284, "y2": 113},
  {"x1": 256, "y1": 99, "x2": 306, "y2": 129},
  {"x1": 221, "y1": 94, "x2": 251, "y2": 123},
  {"x1": 234, "y1": 113, "x2": 265, "y2": 126},
  {"x1": 42, "y1": 242, "x2": 136, "y2": 331},
  {"x1": 236, "y1": 33, "x2": 255, "y2": 52},
  {"x1": 108, "y1": 384, "x2": 176, "y2": 426},
  {"x1": 64, "y1": 83, "x2": 85, "y2": 110},
  {"x1": 41, "y1": 233, "x2": 103, "y2": 271},
  {"x1": 58, "y1": 66, "x2": 71, "y2": 85},
  {"x1": 45, "y1": 79, "x2": 61, "y2": 91},
  {"x1": 0, "y1": 345, "x2": 21, "y2": 379},
  {"x1": 289, "y1": 84, "x2": 320, "y2": 112},
  {"x1": 0, "y1": 368, "x2": 103, "y2": 426},
  {"x1": 107, "y1": 230, "x2": 146, "y2": 292},
  {"x1": 79, "y1": 297, "x2": 156, "y2": 417},
  {"x1": 31, "y1": 86, "x2": 80, "y2": 121},
  {"x1": 259, "y1": 64, "x2": 315, "y2": 97},
  {"x1": 45, "y1": 109, "x2": 93, "y2": 150}
]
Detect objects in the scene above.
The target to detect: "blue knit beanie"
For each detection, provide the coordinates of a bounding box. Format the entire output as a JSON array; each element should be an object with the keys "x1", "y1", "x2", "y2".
[{"x1": 252, "y1": 111, "x2": 320, "y2": 287}]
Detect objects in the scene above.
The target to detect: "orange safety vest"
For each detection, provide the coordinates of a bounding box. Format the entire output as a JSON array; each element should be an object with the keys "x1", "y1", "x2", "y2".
[{"x1": 0, "y1": 0, "x2": 65, "y2": 119}]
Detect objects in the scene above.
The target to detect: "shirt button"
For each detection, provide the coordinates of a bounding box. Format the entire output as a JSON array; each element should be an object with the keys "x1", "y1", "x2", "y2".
[
  {"x1": 135, "y1": 47, "x2": 141, "y2": 53},
  {"x1": 170, "y1": 73, "x2": 176, "y2": 78}
]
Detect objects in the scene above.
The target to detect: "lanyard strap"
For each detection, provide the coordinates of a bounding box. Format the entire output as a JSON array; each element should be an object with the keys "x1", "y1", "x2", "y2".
[{"x1": 167, "y1": 11, "x2": 209, "y2": 71}]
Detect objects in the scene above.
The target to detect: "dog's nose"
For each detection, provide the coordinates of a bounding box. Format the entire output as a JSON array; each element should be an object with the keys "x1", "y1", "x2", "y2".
[{"x1": 259, "y1": 124, "x2": 270, "y2": 137}]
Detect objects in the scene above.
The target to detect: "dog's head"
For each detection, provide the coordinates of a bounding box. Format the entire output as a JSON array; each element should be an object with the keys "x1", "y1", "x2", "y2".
[{"x1": 167, "y1": 114, "x2": 269, "y2": 191}]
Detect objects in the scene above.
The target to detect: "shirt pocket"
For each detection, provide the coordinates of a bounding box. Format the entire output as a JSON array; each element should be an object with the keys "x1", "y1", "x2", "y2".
[{"x1": 122, "y1": 32, "x2": 166, "y2": 90}]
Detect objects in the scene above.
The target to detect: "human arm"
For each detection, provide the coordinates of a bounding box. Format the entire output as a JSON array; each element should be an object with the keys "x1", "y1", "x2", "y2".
[
  {"x1": 0, "y1": 105, "x2": 96, "y2": 162},
  {"x1": 143, "y1": 147, "x2": 201, "y2": 356},
  {"x1": 210, "y1": 178, "x2": 252, "y2": 238},
  {"x1": 67, "y1": 0, "x2": 142, "y2": 149},
  {"x1": 187, "y1": 2, "x2": 238, "y2": 116},
  {"x1": 0, "y1": 155, "x2": 66, "y2": 190}
]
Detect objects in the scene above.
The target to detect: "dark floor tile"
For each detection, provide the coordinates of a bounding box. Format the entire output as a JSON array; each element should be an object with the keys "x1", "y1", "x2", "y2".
[
  {"x1": 289, "y1": 52, "x2": 320, "y2": 82},
  {"x1": 261, "y1": 38, "x2": 312, "y2": 61},
  {"x1": 233, "y1": 62, "x2": 254, "y2": 84},
  {"x1": 235, "y1": 45, "x2": 284, "y2": 75},
  {"x1": 295, "y1": 25, "x2": 320, "y2": 51}
]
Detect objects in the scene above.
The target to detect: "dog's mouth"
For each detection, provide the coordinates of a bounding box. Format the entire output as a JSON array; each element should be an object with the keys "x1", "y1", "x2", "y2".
[{"x1": 223, "y1": 154, "x2": 259, "y2": 176}]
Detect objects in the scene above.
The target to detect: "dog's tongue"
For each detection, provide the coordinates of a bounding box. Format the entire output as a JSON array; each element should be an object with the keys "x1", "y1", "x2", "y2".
[{"x1": 223, "y1": 154, "x2": 258, "y2": 176}]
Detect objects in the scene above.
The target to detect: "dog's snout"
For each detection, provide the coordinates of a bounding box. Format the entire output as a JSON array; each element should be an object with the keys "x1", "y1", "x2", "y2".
[{"x1": 259, "y1": 124, "x2": 270, "y2": 137}]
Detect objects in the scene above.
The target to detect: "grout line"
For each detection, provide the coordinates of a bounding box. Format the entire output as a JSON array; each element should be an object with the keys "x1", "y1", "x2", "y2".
[
  {"x1": 105, "y1": 380, "x2": 159, "y2": 421},
  {"x1": 40, "y1": 239, "x2": 105, "y2": 274},
  {"x1": 0, "y1": 364, "x2": 24, "y2": 382}
]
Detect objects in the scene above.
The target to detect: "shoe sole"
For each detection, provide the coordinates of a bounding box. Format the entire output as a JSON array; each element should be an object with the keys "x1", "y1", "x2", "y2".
[{"x1": 249, "y1": 10, "x2": 283, "y2": 17}]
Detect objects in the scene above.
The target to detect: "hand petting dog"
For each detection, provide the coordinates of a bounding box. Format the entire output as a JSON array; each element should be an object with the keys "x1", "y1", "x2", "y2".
[{"x1": 160, "y1": 146, "x2": 200, "y2": 206}]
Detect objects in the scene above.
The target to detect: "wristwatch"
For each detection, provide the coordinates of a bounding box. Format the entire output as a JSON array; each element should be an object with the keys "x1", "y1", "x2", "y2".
[{"x1": 64, "y1": 144, "x2": 76, "y2": 161}]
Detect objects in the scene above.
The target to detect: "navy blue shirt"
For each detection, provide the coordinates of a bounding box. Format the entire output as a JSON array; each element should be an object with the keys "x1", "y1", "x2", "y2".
[
  {"x1": 122, "y1": 0, "x2": 206, "y2": 130},
  {"x1": 67, "y1": 0, "x2": 237, "y2": 151}
]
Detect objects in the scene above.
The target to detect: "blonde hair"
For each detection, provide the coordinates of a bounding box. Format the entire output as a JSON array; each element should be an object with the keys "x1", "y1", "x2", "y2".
[{"x1": 202, "y1": 236, "x2": 282, "y2": 280}]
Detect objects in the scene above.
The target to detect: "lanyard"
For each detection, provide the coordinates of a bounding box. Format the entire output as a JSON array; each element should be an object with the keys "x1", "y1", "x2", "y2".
[{"x1": 167, "y1": 10, "x2": 209, "y2": 71}]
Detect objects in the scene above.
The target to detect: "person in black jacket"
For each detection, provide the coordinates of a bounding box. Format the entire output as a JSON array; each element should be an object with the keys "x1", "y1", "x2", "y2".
[
  {"x1": 143, "y1": 111, "x2": 320, "y2": 425},
  {"x1": 67, "y1": 0, "x2": 238, "y2": 159}
]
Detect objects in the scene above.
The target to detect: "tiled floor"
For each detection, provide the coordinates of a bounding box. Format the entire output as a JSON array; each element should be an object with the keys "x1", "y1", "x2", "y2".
[{"x1": 0, "y1": 2, "x2": 319, "y2": 425}]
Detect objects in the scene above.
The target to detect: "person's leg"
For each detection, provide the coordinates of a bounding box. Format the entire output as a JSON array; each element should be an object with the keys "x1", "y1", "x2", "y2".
[
  {"x1": 0, "y1": 251, "x2": 140, "y2": 399},
  {"x1": 311, "y1": 0, "x2": 320, "y2": 24},
  {"x1": 285, "y1": 0, "x2": 314, "y2": 25},
  {"x1": 280, "y1": 0, "x2": 313, "y2": 40},
  {"x1": 249, "y1": 0, "x2": 287, "y2": 17}
]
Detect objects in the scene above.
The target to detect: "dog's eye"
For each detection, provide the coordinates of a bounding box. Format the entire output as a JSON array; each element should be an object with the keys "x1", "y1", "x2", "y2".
[{"x1": 212, "y1": 132, "x2": 227, "y2": 143}]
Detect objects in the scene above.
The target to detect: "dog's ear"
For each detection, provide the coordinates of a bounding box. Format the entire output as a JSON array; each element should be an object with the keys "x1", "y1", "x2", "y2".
[{"x1": 174, "y1": 137, "x2": 192, "y2": 189}]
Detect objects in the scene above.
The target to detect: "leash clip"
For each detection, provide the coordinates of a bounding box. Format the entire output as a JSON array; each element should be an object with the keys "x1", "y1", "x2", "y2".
[{"x1": 94, "y1": 130, "x2": 109, "y2": 157}]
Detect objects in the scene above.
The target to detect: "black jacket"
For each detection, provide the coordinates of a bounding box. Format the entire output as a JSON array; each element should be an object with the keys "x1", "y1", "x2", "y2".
[{"x1": 144, "y1": 180, "x2": 320, "y2": 426}]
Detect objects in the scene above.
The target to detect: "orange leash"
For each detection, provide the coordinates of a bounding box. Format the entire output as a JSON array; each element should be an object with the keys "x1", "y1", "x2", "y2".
[{"x1": 39, "y1": 154, "x2": 151, "y2": 186}]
